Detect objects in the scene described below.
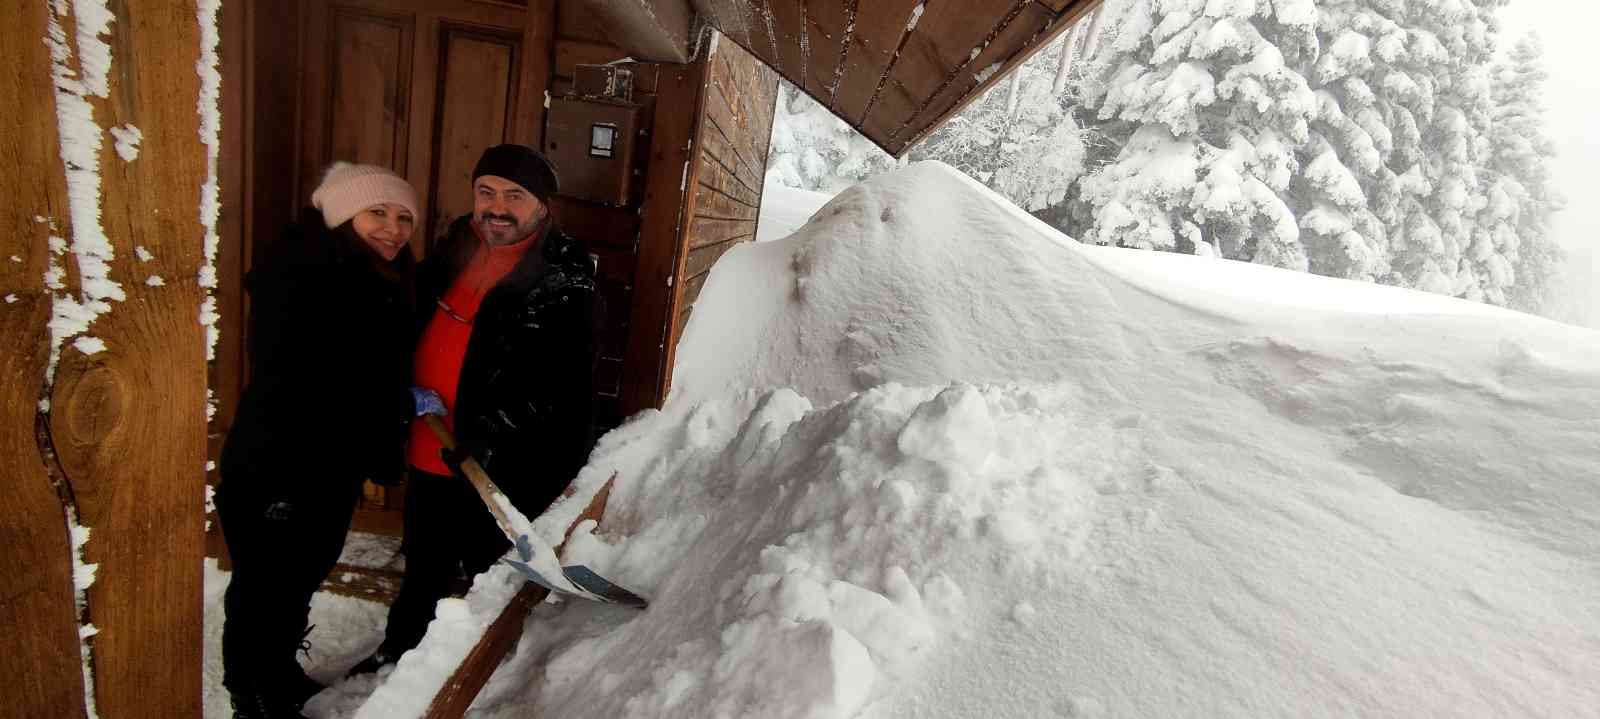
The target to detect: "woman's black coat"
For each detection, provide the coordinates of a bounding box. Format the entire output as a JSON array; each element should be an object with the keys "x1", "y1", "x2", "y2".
[{"x1": 220, "y1": 209, "x2": 416, "y2": 496}]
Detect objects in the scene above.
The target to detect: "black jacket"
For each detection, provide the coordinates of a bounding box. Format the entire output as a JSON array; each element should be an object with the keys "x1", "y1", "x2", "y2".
[
  {"x1": 419, "y1": 215, "x2": 600, "y2": 515},
  {"x1": 221, "y1": 209, "x2": 416, "y2": 493}
]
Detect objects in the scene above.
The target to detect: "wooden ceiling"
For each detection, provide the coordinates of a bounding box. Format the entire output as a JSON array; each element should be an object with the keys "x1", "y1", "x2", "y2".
[{"x1": 690, "y1": 0, "x2": 1103, "y2": 156}]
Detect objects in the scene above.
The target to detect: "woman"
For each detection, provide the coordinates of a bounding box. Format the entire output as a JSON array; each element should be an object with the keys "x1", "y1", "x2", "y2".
[{"x1": 217, "y1": 163, "x2": 442, "y2": 719}]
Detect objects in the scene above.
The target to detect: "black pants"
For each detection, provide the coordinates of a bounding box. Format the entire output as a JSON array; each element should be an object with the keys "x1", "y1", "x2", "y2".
[
  {"x1": 377, "y1": 469, "x2": 510, "y2": 656},
  {"x1": 216, "y1": 472, "x2": 361, "y2": 692}
]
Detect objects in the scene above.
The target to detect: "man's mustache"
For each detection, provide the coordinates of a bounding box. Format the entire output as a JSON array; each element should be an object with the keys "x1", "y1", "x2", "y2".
[{"x1": 479, "y1": 212, "x2": 518, "y2": 224}]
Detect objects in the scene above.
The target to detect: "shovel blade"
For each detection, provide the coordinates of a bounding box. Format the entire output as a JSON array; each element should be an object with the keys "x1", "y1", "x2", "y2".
[{"x1": 561, "y1": 565, "x2": 649, "y2": 609}]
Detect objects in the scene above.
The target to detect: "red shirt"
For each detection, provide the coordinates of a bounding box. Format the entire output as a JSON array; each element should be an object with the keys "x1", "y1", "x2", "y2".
[{"x1": 408, "y1": 224, "x2": 537, "y2": 474}]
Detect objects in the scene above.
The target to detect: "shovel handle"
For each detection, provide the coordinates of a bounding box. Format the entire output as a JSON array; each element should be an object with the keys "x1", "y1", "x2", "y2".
[{"x1": 421, "y1": 415, "x2": 519, "y2": 539}]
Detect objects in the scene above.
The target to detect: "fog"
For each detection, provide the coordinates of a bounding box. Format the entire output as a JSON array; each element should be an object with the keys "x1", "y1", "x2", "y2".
[{"x1": 1498, "y1": 3, "x2": 1600, "y2": 328}]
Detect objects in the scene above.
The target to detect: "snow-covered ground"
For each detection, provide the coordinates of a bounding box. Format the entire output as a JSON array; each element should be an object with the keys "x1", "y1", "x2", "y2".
[
  {"x1": 756, "y1": 181, "x2": 833, "y2": 243},
  {"x1": 209, "y1": 162, "x2": 1600, "y2": 717}
]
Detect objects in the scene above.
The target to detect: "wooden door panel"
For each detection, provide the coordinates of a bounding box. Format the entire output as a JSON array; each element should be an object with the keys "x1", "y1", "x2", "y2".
[
  {"x1": 428, "y1": 24, "x2": 522, "y2": 239},
  {"x1": 324, "y1": 7, "x2": 415, "y2": 173}
]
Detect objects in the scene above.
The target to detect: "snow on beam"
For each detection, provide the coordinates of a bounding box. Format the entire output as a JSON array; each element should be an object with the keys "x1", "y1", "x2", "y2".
[
  {"x1": 0, "y1": 0, "x2": 209, "y2": 715},
  {"x1": 567, "y1": 0, "x2": 696, "y2": 63}
]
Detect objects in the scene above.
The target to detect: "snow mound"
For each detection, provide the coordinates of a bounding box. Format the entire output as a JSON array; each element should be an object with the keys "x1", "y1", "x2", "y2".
[{"x1": 410, "y1": 163, "x2": 1598, "y2": 719}]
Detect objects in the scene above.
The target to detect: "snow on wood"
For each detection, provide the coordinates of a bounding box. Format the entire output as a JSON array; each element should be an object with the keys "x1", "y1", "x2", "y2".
[
  {"x1": 42, "y1": 3, "x2": 119, "y2": 714},
  {"x1": 45, "y1": 0, "x2": 124, "y2": 385},
  {"x1": 108, "y1": 124, "x2": 141, "y2": 161},
  {"x1": 196, "y1": 0, "x2": 222, "y2": 360},
  {"x1": 67, "y1": 509, "x2": 99, "y2": 719}
]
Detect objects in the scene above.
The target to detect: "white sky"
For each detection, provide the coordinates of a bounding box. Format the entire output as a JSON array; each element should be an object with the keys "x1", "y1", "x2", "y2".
[{"x1": 1496, "y1": 2, "x2": 1600, "y2": 327}]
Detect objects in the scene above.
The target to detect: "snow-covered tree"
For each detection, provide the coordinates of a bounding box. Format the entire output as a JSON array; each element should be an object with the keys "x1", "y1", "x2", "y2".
[
  {"x1": 766, "y1": 82, "x2": 898, "y2": 194},
  {"x1": 1069, "y1": 0, "x2": 1320, "y2": 268},
  {"x1": 1059, "y1": 0, "x2": 1556, "y2": 311},
  {"x1": 1484, "y1": 33, "x2": 1563, "y2": 312},
  {"x1": 910, "y1": 33, "x2": 1091, "y2": 213}
]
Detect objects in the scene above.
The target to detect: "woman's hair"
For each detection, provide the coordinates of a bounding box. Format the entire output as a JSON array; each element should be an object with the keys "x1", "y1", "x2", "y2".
[{"x1": 335, "y1": 218, "x2": 416, "y2": 305}]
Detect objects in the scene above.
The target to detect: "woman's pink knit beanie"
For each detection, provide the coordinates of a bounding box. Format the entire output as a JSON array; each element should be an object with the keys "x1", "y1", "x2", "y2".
[{"x1": 310, "y1": 162, "x2": 420, "y2": 229}]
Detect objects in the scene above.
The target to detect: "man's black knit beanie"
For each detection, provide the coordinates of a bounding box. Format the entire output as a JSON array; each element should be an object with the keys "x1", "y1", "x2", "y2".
[{"x1": 472, "y1": 144, "x2": 560, "y2": 203}]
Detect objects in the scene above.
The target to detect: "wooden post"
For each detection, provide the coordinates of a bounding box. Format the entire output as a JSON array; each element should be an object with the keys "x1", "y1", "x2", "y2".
[
  {"x1": 1, "y1": 1, "x2": 209, "y2": 717},
  {"x1": 619, "y1": 57, "x2": 711, "y2": 416}
]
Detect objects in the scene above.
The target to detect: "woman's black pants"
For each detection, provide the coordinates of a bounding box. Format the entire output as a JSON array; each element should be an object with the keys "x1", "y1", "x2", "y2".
[{"x1": 215, "y1": 472, "x2": 361, "y2": 692}]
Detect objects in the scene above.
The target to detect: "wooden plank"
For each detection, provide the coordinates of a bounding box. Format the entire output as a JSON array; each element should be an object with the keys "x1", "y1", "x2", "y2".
[
  {"x1": 427, "y1": 25, "x2": 521, "y2": 239},
  {"x1": 864, "y1": 0, "x2": 1026, "y2": 149},
  {"x1": 619, "y1": 60, "x2": 709, "y2": 416},
  {"x1": 520, "y1": 0, "x2": 558, "y2": 149},
  {"x1": 696, "y1": 0, "x2": 753, "y2": 50},
  {"x1": 0, "y1": 0, "x2": 91, "y2": 714},
  {"x1": 799, "y1": 0, "x2": 854, "y2": 105},
  {"x1": 23, "y1": 1, "x2": 210, "y2": 716},
  {"x1": 899, "y1": 0, "x2": 1098, "y2": 151},
  {"x1": 899, "y1": 2, "x2": 1056, "y2": 144},
  {"x1": 699, "y1": 114, "x2": 765, "y2": 194},
  {"x1": 764, "y1": 0, "x2": 807, "y2": 81},
  {"x1": 678, "y1": 270, "x2": 712, "y2": 310},
  {"x1": 693, "y1": 187, "x2": 761, "y2": 221},
  {"x1": 687, "y1": 215, "x2": 756, "y2": 250},
  {"x1": 704, "y1": 44, "x2": 777, "y2": 181},
  {"x1": 423, "y1": 475, "x2": 617, "y2": 719},
  {"x1": 828, "y1": 0, "x2": 922, "y2": 124},
  {"x1": 695, "y1": 154, "x2": 762, "y2": 211}
]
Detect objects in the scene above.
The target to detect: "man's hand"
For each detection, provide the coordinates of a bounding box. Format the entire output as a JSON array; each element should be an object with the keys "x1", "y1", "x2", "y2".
[
  {"x1": 411, "y1": 387, "x2": 446, "y2": 417},
  {"x1": 440, "y1": 440, "x2": 488, "y2": 476}
]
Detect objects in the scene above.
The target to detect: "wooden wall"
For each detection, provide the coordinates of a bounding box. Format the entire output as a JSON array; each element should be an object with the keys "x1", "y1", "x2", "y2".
[
  {"x1": 661, "y1": 36, "x2": 778, "y2": 398},
  {"x1": 691, "y1": 0, "x2": 1100, "y2": 156},
  {"x1": 1, "y1": 1, "x2": 208, "y2": 716}
]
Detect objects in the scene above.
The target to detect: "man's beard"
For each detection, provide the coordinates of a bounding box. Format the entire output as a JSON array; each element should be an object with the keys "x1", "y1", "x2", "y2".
[{"x1": 477, "y1": 212, "x2": 536, "y2": 243}]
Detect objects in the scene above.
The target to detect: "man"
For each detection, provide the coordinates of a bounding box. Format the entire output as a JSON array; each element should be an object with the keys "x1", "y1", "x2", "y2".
[{"x1": 351, "y1": 145, "x2": 601, "y2": 673}]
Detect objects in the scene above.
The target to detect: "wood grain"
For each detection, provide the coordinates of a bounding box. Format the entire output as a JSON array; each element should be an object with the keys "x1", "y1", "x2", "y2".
[
  {"x1": 619, "y1": 60, "x2": 709, "y2": 416},
  {"x1": 0, "y1": 0, "x2": 91, "y2": 715},
  {"x1": 0, "y1": 1, "x2": 211, "y2": 716}
]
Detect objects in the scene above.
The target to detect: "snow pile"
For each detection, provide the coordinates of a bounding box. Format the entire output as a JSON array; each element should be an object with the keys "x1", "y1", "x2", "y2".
[
  {"x1": 368, "y1": 163, "x2": 1598, "y2": 718},
  {"x1": 756, "y1": 180, "x2": 832, "y2": 243}
]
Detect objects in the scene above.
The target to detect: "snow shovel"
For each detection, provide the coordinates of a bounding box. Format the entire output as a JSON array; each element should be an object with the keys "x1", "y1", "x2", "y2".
[{"x1": 422, "y1": 415, "x2": 648, "y2": 608}]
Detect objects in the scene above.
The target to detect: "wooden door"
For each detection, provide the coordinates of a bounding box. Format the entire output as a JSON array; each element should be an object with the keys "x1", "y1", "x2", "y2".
[
  {"x1": 296, "y1": 0, "x2": 554, "y2": 529},
  {"x1": 298, "y1": 0, "x2": 555, "y2": 254}
]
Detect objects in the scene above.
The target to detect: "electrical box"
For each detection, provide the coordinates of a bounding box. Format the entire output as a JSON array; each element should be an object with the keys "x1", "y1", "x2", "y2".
[{"x1": 545, "y1": 96, "x2": 645, "y2": 206}]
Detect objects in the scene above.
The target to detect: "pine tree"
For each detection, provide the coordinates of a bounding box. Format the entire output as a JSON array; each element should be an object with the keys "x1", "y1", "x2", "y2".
[
  {"x1": 1069, "y1": 0, "x2": 1320, "y2": 269},
  {"x1": 766, "y1": 82, "x2": 897, "y2": 193},
  {"x1": 1486, "y1": 33, "x2": 1563, "y2": 312},
  {"x1": 911, "y1": 33, "x2": 1091, "y2": 213}
]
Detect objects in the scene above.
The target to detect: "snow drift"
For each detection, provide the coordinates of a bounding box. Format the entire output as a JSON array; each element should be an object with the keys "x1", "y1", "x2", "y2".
[{"x1": 360, "y1": 163, "x2": 1600, "y2": 719}]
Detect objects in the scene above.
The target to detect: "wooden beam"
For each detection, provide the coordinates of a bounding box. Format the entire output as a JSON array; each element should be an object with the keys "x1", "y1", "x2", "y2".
[
  {"x1": 898, "y1": 0, "x2": 1100, "y2": 152},
  {"x1": 618, "y1": 58, "x2": 710, "y2": 415},
  {"x1": 0, "y1": 0, "x2": 92, "y2": 715},
  {"x1": 568, "y1": 0, "x2": 695, "y2": 62},
  {"x1": 423, "y1": 475, "x2": 617, "y2": 719},
  {"x1": 2, "y1": 1, "x2": 210, "y2": 716}
]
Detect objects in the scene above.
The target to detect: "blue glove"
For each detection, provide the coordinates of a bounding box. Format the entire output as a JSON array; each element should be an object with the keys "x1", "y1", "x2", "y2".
[{"x1": 411, "y1": 387, "x2": 446, "y2": 417}]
